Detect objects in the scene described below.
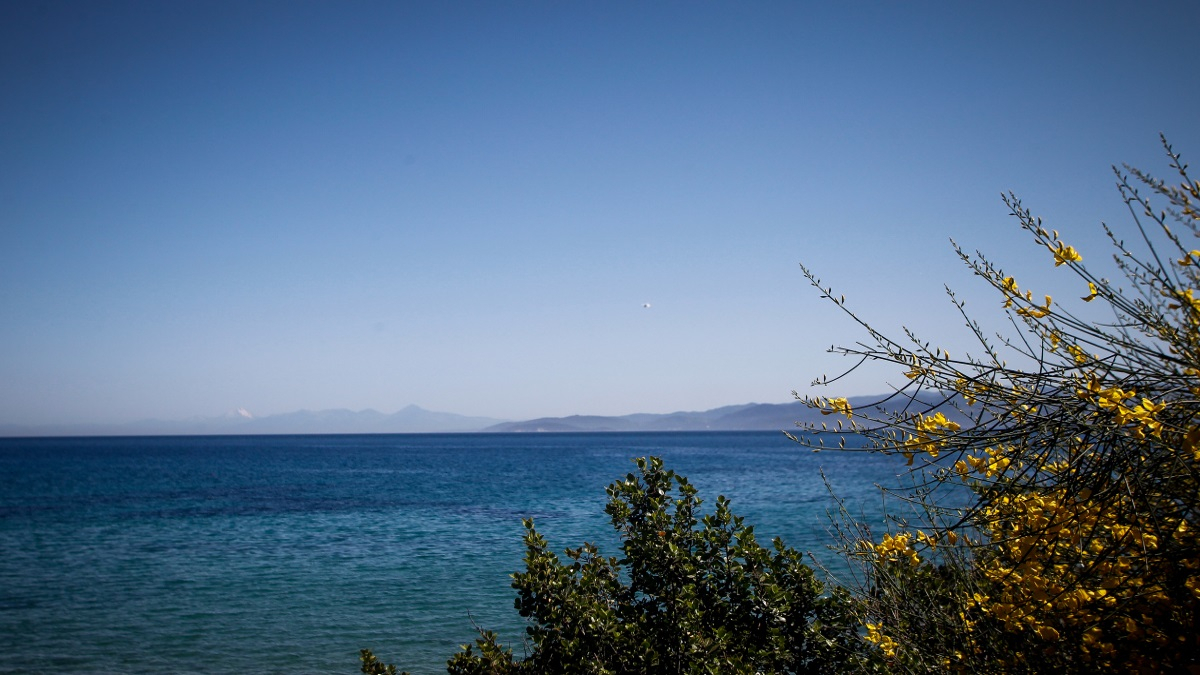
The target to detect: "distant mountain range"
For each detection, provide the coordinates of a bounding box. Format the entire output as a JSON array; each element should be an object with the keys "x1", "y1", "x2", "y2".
[
  {"x1": 0, "y1": 394, "x2": 957, "y2": 437},
  {"x1": 479, "y1": 393, "x2": 966, "y2": 432},
  {"x1": 484, "y1": 401, "x2": 822, "y2": 432},
  {"x1": 0, "y1": 405, "x2": 504, "y2": 437}
]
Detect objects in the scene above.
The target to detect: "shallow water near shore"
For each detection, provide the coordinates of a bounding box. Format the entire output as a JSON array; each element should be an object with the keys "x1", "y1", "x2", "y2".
[{"x1": 0, "y1": 432, "x2": 908, "y2": 674}]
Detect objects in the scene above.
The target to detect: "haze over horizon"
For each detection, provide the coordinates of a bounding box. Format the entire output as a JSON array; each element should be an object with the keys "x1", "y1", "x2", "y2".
[{"x1": 3, "y1": 1, "x2": 1198, "y2": 427}]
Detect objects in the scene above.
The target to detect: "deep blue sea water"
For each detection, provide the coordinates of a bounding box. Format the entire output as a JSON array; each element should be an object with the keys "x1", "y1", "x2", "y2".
[{"x1": 0, "y1": 432, "x2": 909, "y2": 674}]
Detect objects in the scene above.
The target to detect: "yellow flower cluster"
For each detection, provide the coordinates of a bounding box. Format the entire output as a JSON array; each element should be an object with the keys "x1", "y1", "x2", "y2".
[
  {"x1": 973, "y1": 479, "x2": 1200, "y2": 669},
  {"x1": 999, "y1": 274, "x2": 1058, "y2": 319},
  {"x1": 1184, "y1": 426, "x2": 1200, "y2": 462},
  {"x1": 1049, "y1": 239, "x2": 1083, "y2": 266},
  {"x1": 1066, "y1": 343, "x2": 1090, "y2": 364},
  {"x1": 1076, "y1": 377, "x2": 1166, "y2": 439},
  {"x1": 817, "y1": 396, "x2": 853, "y2": 419},
  {"x1": 944, "y1": 371, "x2": 1199, "y2": 669},
  {"x1": 1016, "y1": 294, "x2": 1053, "y2": 319},
  {"x1": 873, "y1": 532, "x2": 921, "y2": 567},
  {"x1": 1167, "y1": 288, "x2": 1200, "y2": 325},
  {"x1": 953, "y1": 445, "x2": 1012, "y2": 480},
  {"x1": 864, "y1": 623, "x2": 899, "y2": 659},
  {"x1": 898, "y1": 412, "x2": 960, "y2": 464}
]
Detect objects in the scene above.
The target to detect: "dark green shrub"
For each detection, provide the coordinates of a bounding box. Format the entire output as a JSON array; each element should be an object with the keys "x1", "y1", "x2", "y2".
[{"x1": 365, "y1": 456, "x2": 869, "y2": 674}]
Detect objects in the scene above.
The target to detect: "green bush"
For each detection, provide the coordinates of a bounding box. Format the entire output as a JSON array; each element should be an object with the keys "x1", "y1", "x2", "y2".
[{"x1": 363, "y1": 457, "x2": 870, "y2": 674}]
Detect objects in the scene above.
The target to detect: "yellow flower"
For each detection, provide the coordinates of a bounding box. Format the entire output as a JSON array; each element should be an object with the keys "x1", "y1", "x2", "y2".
[
  {"x1": 820, "y1": 397, "x2": 853, "y2": 419},
  {"x1": 1168, "y1": 288, "x2": 1200, "y2": 316},
  {"x1": 874, "y1": 532, "x2": 921, "y2": 566},
  {"x1": 1036, "y1": 625, "x2": 1061, "y2": 641},
  {"x1": 1050, "y1": 240, "x2": 1083, "y2": 266},
  {"x1": 1001, "y1": 276, "x2": 1020, "y2": 308},
  {"x1": 918, "y1": 412, "x2": 960, "y2": 432},
  {"x1": 864, "y1": 623, "x2": 899, "y2": 658},
  {"x1": 954, "y1": 459, "x2": 970, "y2": 479},
  {"x1": 1016, "y1": 295, "x2": 1053, "y2": 319}
]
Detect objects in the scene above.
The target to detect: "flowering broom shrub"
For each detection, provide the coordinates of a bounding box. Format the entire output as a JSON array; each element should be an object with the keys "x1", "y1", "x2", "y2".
[{"x1": 800, "y1": 137, "x2": 1200, "y2": 673}]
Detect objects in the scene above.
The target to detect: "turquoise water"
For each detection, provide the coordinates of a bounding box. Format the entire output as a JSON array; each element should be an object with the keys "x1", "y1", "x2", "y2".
[{"x1": 0, "y1": 432, "x2": 905, "y2": 674}]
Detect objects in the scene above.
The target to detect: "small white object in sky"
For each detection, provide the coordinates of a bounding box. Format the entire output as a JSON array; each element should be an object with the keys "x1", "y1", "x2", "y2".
[
  {"x1": 236, "y1": 407, "x2": 253, "y2": 419},
  {"x1": 642, "y1": 303, "x2": 651, "y2": 309}
]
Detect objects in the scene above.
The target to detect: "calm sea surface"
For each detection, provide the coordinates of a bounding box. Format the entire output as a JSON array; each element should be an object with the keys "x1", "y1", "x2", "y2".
[{"x1": 0, "y1": 432, "x2": 908, "y2": 674}]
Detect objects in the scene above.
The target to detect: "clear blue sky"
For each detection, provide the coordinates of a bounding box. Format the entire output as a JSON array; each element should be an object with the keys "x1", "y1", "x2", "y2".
[{"x1": 2, "y1": 1, "x2": 1198, "y2": 425}]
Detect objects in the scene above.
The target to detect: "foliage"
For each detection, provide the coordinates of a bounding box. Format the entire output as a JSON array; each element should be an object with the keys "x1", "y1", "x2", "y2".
[
  {"x1": 364, "y1": 456, "x2": 870, "y2": 674},
  {"x1": 799, "y1": 137, "x2": 1200, "y2": 673},
  {"x1": 361, "y1": 648, "x2": 403, "y2": 675}
]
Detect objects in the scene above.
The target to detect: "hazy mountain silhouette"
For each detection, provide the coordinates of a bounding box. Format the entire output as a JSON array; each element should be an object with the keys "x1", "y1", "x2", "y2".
[
  {"x1": 483, "y1": 393, "x2": 962, "y2": 432},
  {"x1": 0, "y1": 405, "x2": 505, "y2": 437},
  {"x1": 0, "y1": 393, "x2": 964, "y2": 437}
]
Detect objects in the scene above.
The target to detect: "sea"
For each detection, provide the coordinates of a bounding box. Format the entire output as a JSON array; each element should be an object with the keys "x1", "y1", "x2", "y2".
[{"x1": 0, "y1": 432, "x2": 911, "y2": 674}]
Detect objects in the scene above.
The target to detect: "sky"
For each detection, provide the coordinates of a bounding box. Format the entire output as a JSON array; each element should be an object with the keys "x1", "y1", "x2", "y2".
[{"x1": 2, "y1": 1, "x2": 1199, "y2": 426}]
